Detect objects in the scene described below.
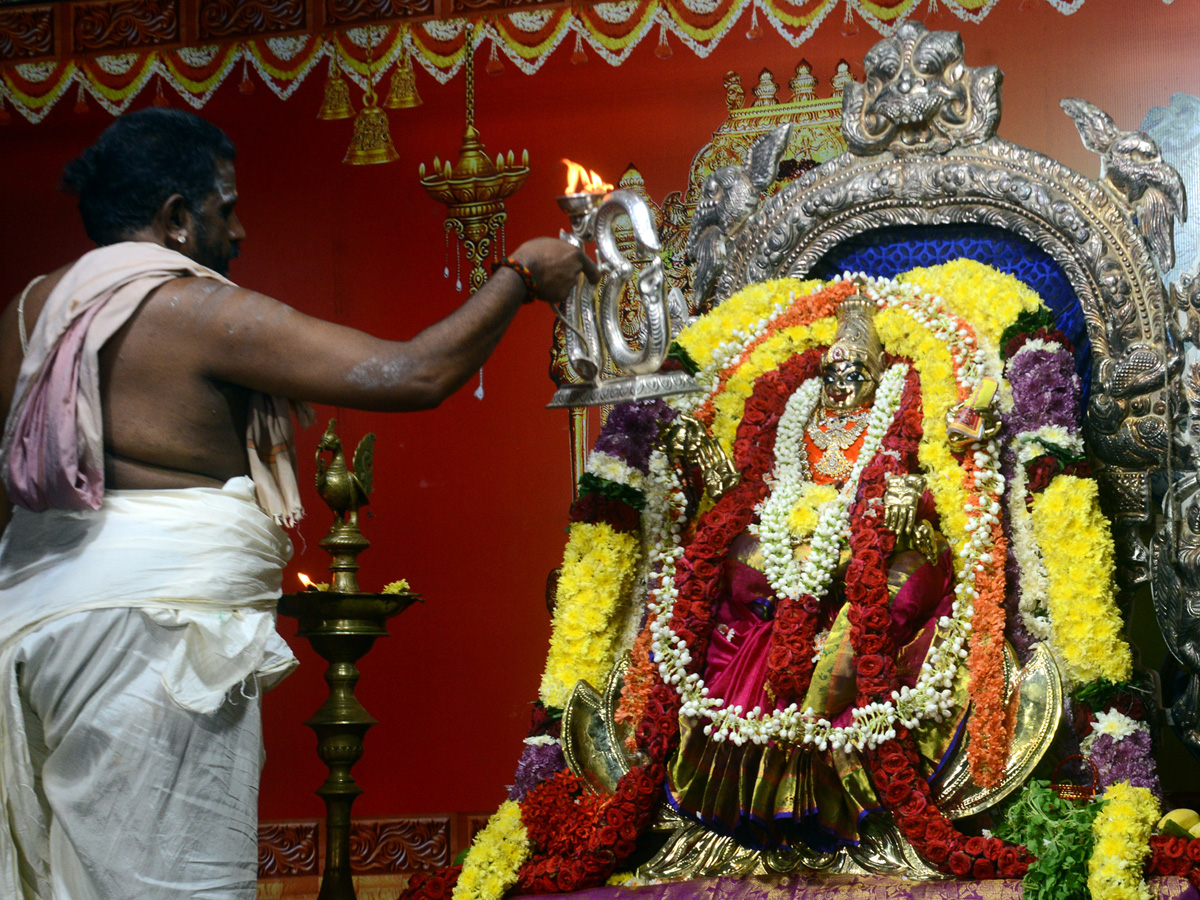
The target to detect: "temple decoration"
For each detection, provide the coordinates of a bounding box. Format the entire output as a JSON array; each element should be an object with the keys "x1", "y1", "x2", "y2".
[
  {"x1": 384, "y1": 47, "x2": 422, "y2": 108},
  {"x1": 0, "y1": 2, "x2": 1098, "y2": 124},
  {"x1": 343, "y1": 27, "x2": 399, "y2": 165},
  {"x1": 317, "y1": 49, "x2": 354, "y2": 120},
  {"x1": 419, "y1": 23, "x2": 528, "y2": 291},
  {"x1": 397, "y1": 20, "x2": 1200, "y2": 899},
  {"x1": 279, "y1": 420, "x2": 420, "y2": 900}
]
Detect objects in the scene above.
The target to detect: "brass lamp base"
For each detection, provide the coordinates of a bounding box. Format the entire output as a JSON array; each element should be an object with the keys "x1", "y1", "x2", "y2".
[{"x1": 279, "y1": 589, "x2": 421, "y2": 900}]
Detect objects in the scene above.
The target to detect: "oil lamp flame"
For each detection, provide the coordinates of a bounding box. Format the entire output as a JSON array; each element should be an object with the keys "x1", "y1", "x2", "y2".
[
  {"x1": 562, "y1": 159, "x2": 612, "y2": 195},
  {"x1": 298, "y1": 572, "x2": 315, "y2": 590}
]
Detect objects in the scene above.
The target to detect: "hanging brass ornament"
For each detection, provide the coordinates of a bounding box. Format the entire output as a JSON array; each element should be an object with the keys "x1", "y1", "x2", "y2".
[
  {"x1": 317, "y1": 51, "x2": 353, "y2": 120},
  {"x1": 345, "y1": 28, "x2": 398, "y2": 166},
  {"x1": 344, "y1": 89, "x2": 399, "y2": 165},
  {"x1": 419, "y1": 24, "x2": 529, "y2": 291},
  {"x1": 384, "y1": 50, "x2": 422, "y2": 109}
]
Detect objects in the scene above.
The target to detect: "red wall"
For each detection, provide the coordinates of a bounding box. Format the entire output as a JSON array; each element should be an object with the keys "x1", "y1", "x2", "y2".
[{"x1": 1, "y1": 0, "x2": 1198, "y2": 821}]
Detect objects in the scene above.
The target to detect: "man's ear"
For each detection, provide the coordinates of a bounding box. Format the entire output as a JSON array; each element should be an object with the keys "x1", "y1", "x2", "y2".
[{"x1": 156, "y1": 193, "x2": 192, "y2": 248}]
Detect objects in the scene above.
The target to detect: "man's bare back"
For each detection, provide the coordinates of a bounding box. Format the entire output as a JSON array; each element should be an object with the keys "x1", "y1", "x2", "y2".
[{"x1": 2, "y1": 268, "x2": 253, "y2": 493}]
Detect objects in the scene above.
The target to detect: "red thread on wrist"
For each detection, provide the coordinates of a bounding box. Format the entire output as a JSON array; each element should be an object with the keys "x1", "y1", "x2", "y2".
[{"x1": 491, "y1": 256, "x2": 538, "y2": 303}]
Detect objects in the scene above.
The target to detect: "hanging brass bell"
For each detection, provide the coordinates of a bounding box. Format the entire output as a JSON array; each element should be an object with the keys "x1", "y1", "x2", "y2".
[
  {"x1": 384, "y1": 53, "x2": 422, "y2": 109},
  {"x1": 318, "y1": 56, "x2": 354, "y2": 120},
  {"x1": 344, "y1": 90, "x2": 399, "y2": 165}
]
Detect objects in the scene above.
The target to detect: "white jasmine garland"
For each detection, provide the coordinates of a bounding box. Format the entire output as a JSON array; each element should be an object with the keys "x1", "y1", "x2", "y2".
[
  {"x1": 1006, "y1": 457, "x2": 1054, "y2": 644},
  {"x1": 641, "y1": 274, "x2": 1006, "y2": 753},
  {"x1": 756, "y1": 363, "x2": 908, "y2": 606}
]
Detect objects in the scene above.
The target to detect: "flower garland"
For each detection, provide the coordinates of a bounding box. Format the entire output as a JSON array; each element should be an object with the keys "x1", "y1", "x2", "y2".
[
  {"x1": 865, "y1": 276, "x2": 1012, "y2": 785},
  {"x1": 1029, "y1": 476, "x2": 1130, "y2": 687},
  {"x1": 514, "y1": 762, "x2": 667, "y2": 891},
  {"x1": 674, "y1": 277, "x2": 824, "y2": 373},
  {"x1": 1088, "y1": 782, "x2": 1160, "y2": 900},
  {"x1": 451, "y1": 801, "x2": 530, "y2": 900},
  {"x1": 900, "y1": 258, "x2": 1046, "y2": 348},
  {"x1": 645, "y1": 362, "x2": 912, "y2": 744},
  {"x1": 1147, "y1": 834, "x2": 1200, "y2": 888},
  {"x1": 640, "y1": 270, "x2": 1013, "y2": 767},
  {"x1": 539, "y1": 521, "x2": 642, "y2": 708}
]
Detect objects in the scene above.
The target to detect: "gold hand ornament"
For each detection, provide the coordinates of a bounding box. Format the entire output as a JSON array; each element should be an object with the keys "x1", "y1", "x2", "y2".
[
  {"x1": 660, "y1": 414, "x2": 740, "y2": 502},
  {"x1": 883, "y1": 473, "x2": 926, "y2": 542},
  {"x1": 884, "y1": 473, "x2": 941, "y2": 563}
]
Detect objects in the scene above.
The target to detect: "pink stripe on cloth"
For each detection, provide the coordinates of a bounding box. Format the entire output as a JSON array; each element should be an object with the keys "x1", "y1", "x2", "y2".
[{"x1": 4, "y1": 305, "x2": 106, "y2": 511}]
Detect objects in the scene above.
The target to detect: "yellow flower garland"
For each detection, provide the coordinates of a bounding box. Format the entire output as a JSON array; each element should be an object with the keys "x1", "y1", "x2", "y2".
[
  {"x1": 539, "y1": 522, "x2": 642, "y2": 708},
  {"x1": 1029, "y1": 476, "x2": 1131, "y2": 686},
  {"x1": 900, "y1": 259, "x2": 1045, "y2": 348},
  {"x1": 452, "y1": 800, "x2": 530, "y2": 900},
  {"x1": 788, "y1": 483, "x2": 839, "y2": 539},
  {"x1": 675, "y1": 278, "x2": 822, "y2": 370},
  {"x1": 873, "y1": 304, "x2": 973, "y2": 550},
  {"x1": 1088, "y1": 782, "x2": 1160, "y2": 900}
]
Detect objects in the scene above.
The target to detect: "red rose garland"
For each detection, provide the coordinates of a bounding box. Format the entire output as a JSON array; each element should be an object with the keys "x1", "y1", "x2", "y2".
[
  {"x1": 402, "y1": 866, "x2": 463, "y2": 900},
  {"x1": 662, "y1": 350, "x2": 826, "y2": 704},
  {"x1": 834, "y1": 369, "x2": 1032, "y2": 879},
  {"x1": 514, "y1": 763, "x2": 666, "y2": 892},
  {"x1": 1147, "y1": 835, "x2": 1200, "y2": 889}
]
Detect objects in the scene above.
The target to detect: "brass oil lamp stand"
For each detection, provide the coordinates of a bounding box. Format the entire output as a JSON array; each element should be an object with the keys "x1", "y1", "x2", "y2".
[{"x1": 279, "y1": 420, "x2": 420, "y2": 900}]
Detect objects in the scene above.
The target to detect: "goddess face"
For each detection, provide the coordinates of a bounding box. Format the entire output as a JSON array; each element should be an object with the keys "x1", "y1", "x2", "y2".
[{"x1": 821, "y1": 359, "x2": 877, "y2": 413}]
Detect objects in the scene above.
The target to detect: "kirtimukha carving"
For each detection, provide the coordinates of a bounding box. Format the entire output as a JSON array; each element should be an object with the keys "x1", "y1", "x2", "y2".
[{"x1": 841, "y1": 21, "x2": 1001, "y2": 157}]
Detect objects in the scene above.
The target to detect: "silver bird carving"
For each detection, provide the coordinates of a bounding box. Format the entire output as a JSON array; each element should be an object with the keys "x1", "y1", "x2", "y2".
[
  {"x1": 1061, "y1": 97, "x2": 1187, "y2": 271},
  {"x1": 687, "y1": 123, "x2": 793, "y2": 306}
]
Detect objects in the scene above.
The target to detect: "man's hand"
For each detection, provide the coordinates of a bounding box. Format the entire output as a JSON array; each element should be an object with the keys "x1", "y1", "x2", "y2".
[{"x1": 511, "y1": 237, "x2": 599, "y2": 304}]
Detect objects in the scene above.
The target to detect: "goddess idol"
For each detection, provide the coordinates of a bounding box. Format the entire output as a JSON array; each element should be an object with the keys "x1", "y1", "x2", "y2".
[{"x1": 659, "y1": 283, "x2": 968, "y2": 853}]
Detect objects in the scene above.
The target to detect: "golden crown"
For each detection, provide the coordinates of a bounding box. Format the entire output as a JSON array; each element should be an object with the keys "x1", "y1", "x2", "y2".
[{"x1": 821, "y1": 286, "x2": 883, "y2": 381}]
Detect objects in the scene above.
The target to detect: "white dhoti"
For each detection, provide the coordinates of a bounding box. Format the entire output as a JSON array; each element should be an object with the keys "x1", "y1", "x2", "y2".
[{"x1": 0, "y1": 477, "x2": 296, "y2": 900}]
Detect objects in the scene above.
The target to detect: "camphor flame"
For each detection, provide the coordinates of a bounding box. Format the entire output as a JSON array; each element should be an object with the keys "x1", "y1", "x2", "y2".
[
  {"x1": 562, "y1": 159, "x2": 613, "y2": 195},
  {"x1": 298, "y1": 572, "x2": 315, "y2": 589}
]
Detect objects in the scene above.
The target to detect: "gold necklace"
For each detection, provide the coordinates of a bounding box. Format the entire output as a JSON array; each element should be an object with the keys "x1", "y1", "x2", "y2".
[{"x1": 806, "y1": 408, "x2": 870, "y2": 481}]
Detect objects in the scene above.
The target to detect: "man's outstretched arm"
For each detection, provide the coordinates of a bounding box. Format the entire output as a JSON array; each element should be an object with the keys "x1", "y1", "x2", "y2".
[{"x1": 189, "y1": 237, "x2": 597, "y2": 412}]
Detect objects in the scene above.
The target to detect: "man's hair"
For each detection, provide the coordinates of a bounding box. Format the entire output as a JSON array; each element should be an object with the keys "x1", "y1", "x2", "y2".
[{"x1": 62, "y1": 108, "x2": 236, "y2": 246}]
